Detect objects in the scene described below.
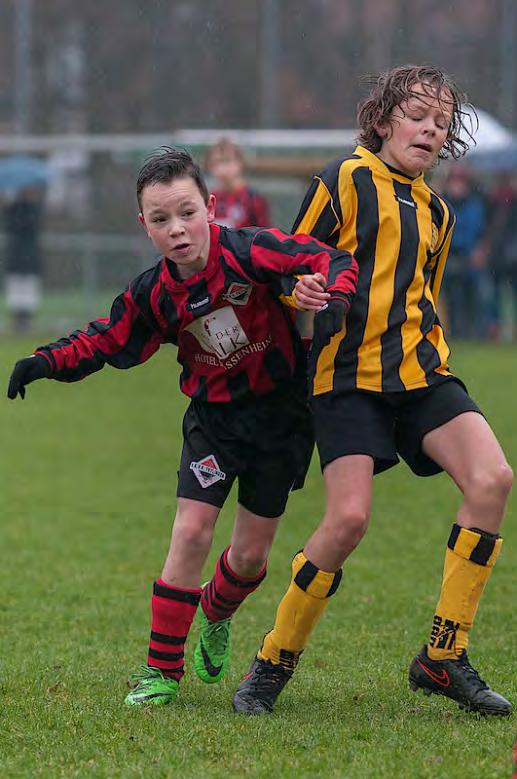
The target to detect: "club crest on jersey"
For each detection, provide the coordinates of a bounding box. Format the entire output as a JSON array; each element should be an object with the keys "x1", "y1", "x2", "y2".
[
  {"x1": 186, "y1": 306, "x2": 250, "y2": 359},
  {"x1": 222, "y1": 282, "x2": 253, "y2": 306},
  {"x1": 190, "y1": 455, "x2": 226, "y2": 488}
]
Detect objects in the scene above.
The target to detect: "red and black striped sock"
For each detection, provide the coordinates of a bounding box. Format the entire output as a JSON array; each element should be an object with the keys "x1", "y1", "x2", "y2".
[
  {"x1": 201, "y1": 546, "x2": 267, "y2": 623},
  {"x1": 147, "y1": 579, "x2": 201, "y2": 681}
]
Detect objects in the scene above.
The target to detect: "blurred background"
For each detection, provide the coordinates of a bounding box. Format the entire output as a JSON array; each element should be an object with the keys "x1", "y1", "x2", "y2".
[{"x1": 0, "y1": 0, "x2": 516, "y2": 337}]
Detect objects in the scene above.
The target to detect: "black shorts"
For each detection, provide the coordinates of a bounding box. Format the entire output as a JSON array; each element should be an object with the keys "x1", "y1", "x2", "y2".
[
  {"x1": 312, "y1": 377, "x2": 482, "y2": 477},
  {"x1": 177, "y1": 390, "x2": 314, "y2": 518}
]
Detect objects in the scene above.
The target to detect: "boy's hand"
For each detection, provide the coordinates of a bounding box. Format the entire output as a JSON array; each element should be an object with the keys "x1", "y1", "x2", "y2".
[
  {"x1": 7, "y1": 354, "x2": 51, "y2": 400},
  {"x1": 295, "y1": 272, "x2": 330, "y2": 310},
  {"x1": 313, "y1": 298, "x2": 348, "y2": 345}
]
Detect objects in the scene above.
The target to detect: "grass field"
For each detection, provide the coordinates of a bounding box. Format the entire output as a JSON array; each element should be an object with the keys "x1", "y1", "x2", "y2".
[{"x1": 1, "y1": 335, "x2": 516, "y2": 778}]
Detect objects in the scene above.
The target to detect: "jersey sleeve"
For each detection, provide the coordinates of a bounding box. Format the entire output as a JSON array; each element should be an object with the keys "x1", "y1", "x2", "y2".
[
  {"x1": 246, "y1": 227, "x2": 358, "y2": 312},
  {"x1": 292, "y1": 159, "x2": 345, "y2": 241},
  {"x1": 35, "y1": 272, "x2": 164, "y2": 382}
]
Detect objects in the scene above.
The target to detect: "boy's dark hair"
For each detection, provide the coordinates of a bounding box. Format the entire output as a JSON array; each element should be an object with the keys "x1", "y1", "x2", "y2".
[
  {"x1": 357, "y1": 64, "x2": 474, "y2": 161},
  {"x1": 137, "y1": 147, "x2": 210, "y2": 209}
]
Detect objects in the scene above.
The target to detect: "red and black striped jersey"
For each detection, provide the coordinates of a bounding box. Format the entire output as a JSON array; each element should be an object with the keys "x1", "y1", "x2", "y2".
[
  {"x1": 36, "y1": 223, "x2": 358, "y2": 403},
  {"x1": 212, "y1": 185, "x2": 271, "y2": 229}
]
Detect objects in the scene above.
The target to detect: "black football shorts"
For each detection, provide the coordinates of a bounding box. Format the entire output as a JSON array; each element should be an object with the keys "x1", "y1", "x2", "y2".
[
  {"x1": 312, "y1": 376, "x2": 482, "y2": 476},
  {"x1": 177, "y1": 390, "x2": 314, "y2": 518}
]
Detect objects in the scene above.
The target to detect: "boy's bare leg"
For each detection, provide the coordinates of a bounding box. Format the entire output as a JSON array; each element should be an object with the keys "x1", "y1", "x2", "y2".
[{"x1": 409, "y1": 412, "x2": 513, "y2": 714}]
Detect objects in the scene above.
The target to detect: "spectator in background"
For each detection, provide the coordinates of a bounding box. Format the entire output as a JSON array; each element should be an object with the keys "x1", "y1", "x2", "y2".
[
  {"x1": 205, "y1": 137, "x2": 271, "y2": 229},
  {"x1": 485, "y1": 171, "x2": 517, "y2": 341},
  {"x1": 441, "y1": 163, "x2": 490, "y2": 340},
  {"x1": 3, "y1": 185, "x2": 44, "y2": 335}
]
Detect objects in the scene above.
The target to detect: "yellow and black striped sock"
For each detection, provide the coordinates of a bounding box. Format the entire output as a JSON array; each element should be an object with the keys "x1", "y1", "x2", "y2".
[
  {"x1": 427, "y1": 524, "x2": 502, "y2": 661},
  {"x1": 258, "y1": 551, "x2": 342, "y2": 672}
]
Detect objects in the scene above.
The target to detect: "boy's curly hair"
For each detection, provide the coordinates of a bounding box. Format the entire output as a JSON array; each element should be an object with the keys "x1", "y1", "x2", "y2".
[{"x1": 357, "y1": 64, "x2": 475, "y2": 161}]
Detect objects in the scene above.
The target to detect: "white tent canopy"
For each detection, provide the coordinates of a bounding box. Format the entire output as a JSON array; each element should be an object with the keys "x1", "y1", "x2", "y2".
[{"x1": 461, "y1": 105, "x2": 515, "y2": 155}]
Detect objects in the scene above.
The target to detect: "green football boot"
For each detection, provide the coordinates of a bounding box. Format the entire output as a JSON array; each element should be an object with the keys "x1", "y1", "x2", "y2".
[
  {"x1": 124, "y1": 665, "x2": 179, "y2": 707},
  {"x1": 194, "y1": 608, "x2": 232, "y2": 684}
]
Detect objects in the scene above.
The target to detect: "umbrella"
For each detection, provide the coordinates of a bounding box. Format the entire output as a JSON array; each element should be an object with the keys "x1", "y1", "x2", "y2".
[
  {"x1": 467, "y1": 140, "x2": 517, "y2": 173},
  {"x1": 461, "y1": 106, "x2": 514, "y2": 155},
  {"x1": 459, "y1": 106, "x2": 517, "y2": 173},
  {"x1": 0, "y1": 155, "x2": 52, "y2": 192}
]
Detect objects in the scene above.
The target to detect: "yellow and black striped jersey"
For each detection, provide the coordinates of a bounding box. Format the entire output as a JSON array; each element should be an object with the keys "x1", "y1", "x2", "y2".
[{"x1": 293, "y1": 145, "x2": 456, "y2": 395}]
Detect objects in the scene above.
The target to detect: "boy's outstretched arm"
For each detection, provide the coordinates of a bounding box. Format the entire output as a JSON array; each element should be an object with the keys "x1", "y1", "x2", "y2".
[{"x1": 7, "y1": 271, "x2": 165, "y2": 399}]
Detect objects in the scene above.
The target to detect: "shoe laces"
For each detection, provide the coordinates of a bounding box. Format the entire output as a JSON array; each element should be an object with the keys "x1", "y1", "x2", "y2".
[
  {"x1": 130, "y1": 664, "x2": 167, "y2": 686},
  {"x1": 456, "y1": 652, "x2": 489, "y2": 690},
  {"x1": 248, "y1": 660, "x2": 291, "y2": 693},
  {"x1": 204, "y1": 617, "x2": 232, "y2": 653}
]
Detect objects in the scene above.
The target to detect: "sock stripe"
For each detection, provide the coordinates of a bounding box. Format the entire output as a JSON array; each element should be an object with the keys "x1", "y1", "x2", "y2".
[
  {"x1": 204, "y1": 601, "x2": 235, "y2": 616},
  {"x1": 470, "y1": 535, "x2": 498, "y2": 566},
  {"x1": 294, "y1": 559, "x2": 341, "y2": 598},
  {"x1": 447, "y1": 523, "x2": 461, "y2": 551},
  {"x1": 327, "y1": 568, "x2": 343, "y2": 597},
  {"x1": 148, "y1": 660, "x2": 184, "y2": 680},
  {"x1": 150, "y1": 631, "x2": 187, "y2": 645},
  {"x1": 294, "y1": 560, "x2": 319, "y2": 592},
  {"x1": 148, "y1": 647, "x2": 184, "y2": 662},
  {"x1": 153, "y1": 581, "x2": 202, "y2": 605},
  {"x1": 220, "y1": 552, "x2": 267, "y2": 588},
  {"x1": 447, "y1": 524, "x2": 501, "y2": 566}
]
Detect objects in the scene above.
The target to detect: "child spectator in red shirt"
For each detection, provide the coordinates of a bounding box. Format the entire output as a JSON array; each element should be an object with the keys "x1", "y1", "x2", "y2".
[{"x1": 206, "y1": 137, "x2": 271, "y2": 229}]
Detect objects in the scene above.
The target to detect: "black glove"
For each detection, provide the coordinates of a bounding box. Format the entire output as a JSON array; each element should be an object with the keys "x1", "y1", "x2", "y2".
[
  {"x1": 7, "y1": 354, "x2": 51, "y2": 400},
  {"x1": 313, "y1": 297, "x2": 348, "y2": 345}
]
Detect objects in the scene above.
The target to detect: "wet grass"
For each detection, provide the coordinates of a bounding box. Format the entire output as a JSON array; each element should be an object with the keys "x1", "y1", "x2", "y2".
[{"x1": 1, "y1": 337, "x2": 516, "y2": 777}]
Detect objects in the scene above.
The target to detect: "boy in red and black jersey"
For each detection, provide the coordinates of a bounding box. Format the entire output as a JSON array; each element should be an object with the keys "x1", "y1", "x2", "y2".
[{"x1": 7, "y1": 147, "x2": 357, "y2": 707}]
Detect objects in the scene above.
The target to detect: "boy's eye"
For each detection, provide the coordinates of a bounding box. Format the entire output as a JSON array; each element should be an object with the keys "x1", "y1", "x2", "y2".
[{"x1": 183, "y1": 210, "x2": 195, "y2": 217}]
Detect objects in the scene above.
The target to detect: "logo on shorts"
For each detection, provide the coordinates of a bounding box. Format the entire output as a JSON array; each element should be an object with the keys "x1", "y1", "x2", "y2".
[
  {"x1": 190, "y1": 455, "x2": 226, "y2": 488},
  {"x1": 222, "y1": 282, "x2": 253, "y2": 306}
]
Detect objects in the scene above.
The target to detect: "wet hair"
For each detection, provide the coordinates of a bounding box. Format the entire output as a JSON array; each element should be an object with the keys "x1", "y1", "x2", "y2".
[
  {"x1": 137, "y1": 147, "x2": 210, "y2": 209},
  {"x1": 356, "y1": 64, "x2": 475, "y2": 161}
]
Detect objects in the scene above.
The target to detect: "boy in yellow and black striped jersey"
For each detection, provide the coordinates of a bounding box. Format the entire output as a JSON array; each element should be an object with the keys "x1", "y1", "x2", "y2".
[{"x1": 233, "y1": 64, "x2": 513, "y2": 716}]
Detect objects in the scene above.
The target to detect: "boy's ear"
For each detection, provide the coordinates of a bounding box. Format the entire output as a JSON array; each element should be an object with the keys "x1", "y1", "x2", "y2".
[
  {"x1": 138, "y1": 213, "x2": 149, "y2": 234},
  {"x1": 374, "y1": 121, "x2": 389, "y2": 139},
  {"x1": 207, "y1": 193, "x2": 216, "y2": 223}
]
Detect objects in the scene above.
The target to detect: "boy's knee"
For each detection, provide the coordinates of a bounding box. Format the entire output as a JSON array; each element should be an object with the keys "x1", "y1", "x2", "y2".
[
  {"x1": 469, "y1": 462, "x2": 513, "y2": 504},
  {"x1": 228, "y1": 546, "x2": 267, "y2": 578},
  {"x1": 325, "y1": 506, "x2": 370, "y2": 553},
  {"x1": 174, "y1": 514, "x2": 214, "y2": 555}
]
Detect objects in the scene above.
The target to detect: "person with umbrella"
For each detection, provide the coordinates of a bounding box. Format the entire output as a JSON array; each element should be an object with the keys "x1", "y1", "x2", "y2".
[{"x1": 2, "y1": 183, "x2": 45, "y2": 334}]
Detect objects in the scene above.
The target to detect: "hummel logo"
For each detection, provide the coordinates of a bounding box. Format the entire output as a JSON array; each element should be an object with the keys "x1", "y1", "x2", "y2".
[
  {"x1": 394, "y1": 195, "x2": 417, "y2": 208},
  {"x1": 416, "y1": 659, "x2": 450, "y2": 687},
  {"x1": 200, "y1": 640, "x2": 223, "y2": 677}
]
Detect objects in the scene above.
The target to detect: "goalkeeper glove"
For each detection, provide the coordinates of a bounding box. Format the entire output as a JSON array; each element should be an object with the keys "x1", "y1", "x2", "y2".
[
  {"x1": 313, "y1": 297, "x2": 348, "y2": 345},
  {"x1": 7, "y1": 354, "x2": 51, "y2": 400}
]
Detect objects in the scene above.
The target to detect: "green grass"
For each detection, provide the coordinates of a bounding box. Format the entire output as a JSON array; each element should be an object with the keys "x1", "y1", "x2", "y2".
[{"x1": 1, "y1": 336, "x2": 516, "y2": 778}]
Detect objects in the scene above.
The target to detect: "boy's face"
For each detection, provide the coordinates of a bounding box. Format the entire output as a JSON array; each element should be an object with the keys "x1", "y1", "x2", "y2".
[
  {"x1": 139, "y1": 176, "x2": 216, "y2": 279},
  {"x1": 207, "y1": 152, "x2": 243, "y2": 190},
  {"x1": 376, "y1": 83, "x2": 453, "y2": 177}
]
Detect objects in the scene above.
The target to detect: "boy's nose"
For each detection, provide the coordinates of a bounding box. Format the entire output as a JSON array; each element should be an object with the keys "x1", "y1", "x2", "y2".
[{"x1": 169, "y1": 222, "x2": 185, "y2": 235}]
